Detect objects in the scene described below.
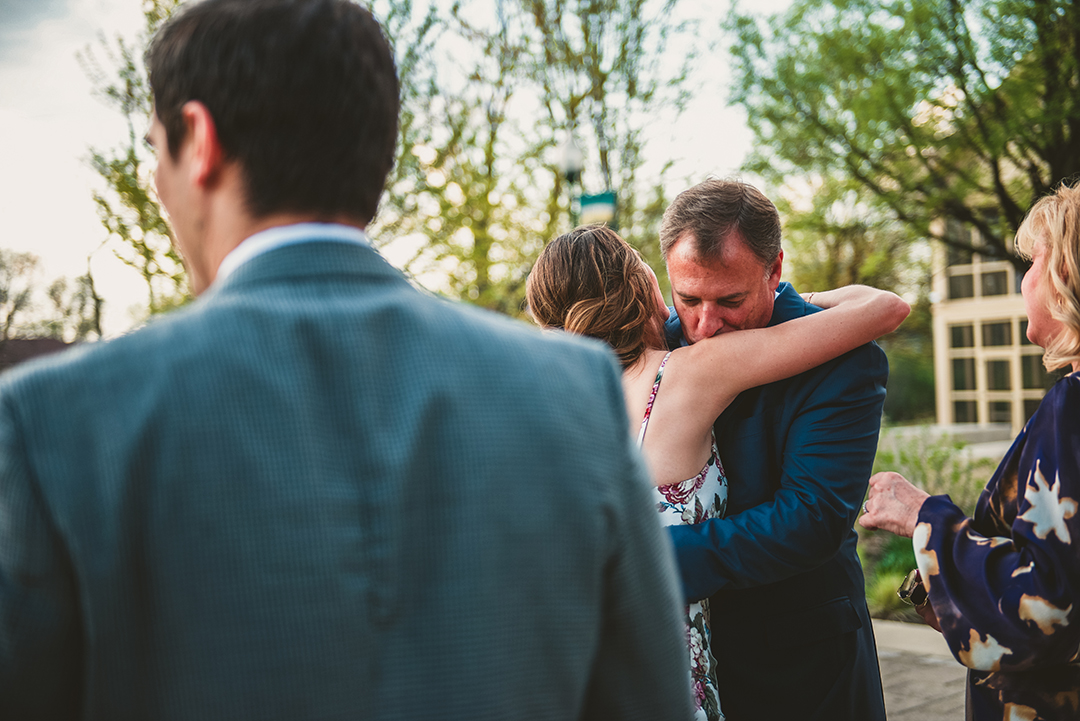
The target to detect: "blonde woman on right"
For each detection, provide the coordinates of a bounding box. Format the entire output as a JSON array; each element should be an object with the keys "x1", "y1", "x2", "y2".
[{"x1": 864, "y1": 181, "x2": 1080, "y2": 721}]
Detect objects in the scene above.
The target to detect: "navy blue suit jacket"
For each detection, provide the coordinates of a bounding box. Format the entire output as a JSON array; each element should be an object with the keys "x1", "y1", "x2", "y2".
[{"x1": 666, "y1": 282, "x2": 888, "y2": 720}]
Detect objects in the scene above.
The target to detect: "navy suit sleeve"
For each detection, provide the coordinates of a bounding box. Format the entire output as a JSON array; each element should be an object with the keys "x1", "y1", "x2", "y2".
[
  {"x1": 668, "y1": 341, "x2": 888, "y2": 602},
  {"x1": 0, "y1": 392, "x2": 82, "y2": 720}
]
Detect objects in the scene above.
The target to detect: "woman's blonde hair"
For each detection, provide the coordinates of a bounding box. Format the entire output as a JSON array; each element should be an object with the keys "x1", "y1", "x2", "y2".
[
  {"x1": 1015, "y1": 181, "x2": 1080, "y2": 371},
  {"x1": 526, "y1": 225, "x2": 659, "y2": 368}
]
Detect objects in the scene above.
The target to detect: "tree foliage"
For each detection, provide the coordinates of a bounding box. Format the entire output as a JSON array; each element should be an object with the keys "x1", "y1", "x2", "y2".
[
  {"x1": 81, "y1": 0, "x2": 189, "y2": 319},
  {"x1": 372, "y1": 0, "x2": 550, "y2": 314},
  {"x1": 728, "y1": 0, "x2": 1080, "y2": 269},
  {"x1": 34, "y1": 273, "x2": 105, "y2": 342},
  {"x1": 778, "y1": 175, "x2": 924, "y2": 294},
  {"x1": 85, "y1": 0, "x2": 693, "y2": 319},
  {"x1": 0, "y1": 251, "x2": 40, "y2": 343},
  {"x1": 371, "y1": 0, "x2": 696, "y2": 314},
  {"x1": 0, "y1": 250, "x2": 102, "y2": 343}
]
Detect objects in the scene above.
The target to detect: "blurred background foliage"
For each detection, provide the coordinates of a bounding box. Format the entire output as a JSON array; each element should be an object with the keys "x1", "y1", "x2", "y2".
[
  {"x1": 78, "y1": 0, "x2": 698, "y2": 321},
  {"x1": 861, "y1": 426, "x2": 1000, "y2": 619},
  {"x1": 24, "y1": 0, "x2": 1080, "y2": 431}
]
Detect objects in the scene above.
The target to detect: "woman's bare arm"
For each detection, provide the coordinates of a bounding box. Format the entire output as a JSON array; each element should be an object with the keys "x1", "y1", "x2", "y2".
[{"x1": 676, "y1": 285, "x2": 909, "y2": 418}]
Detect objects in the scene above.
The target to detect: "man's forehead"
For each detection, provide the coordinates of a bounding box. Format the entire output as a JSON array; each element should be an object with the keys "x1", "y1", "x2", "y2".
[
  {"x1": 671, "y1": 229, "x2": 748, "y2": 262},
  {"x1": 669, "y1": 260, "x2": 751, "y2": 296},
  {"x1": 669, "y1": 234, "x2": 763, "y2": 281}
]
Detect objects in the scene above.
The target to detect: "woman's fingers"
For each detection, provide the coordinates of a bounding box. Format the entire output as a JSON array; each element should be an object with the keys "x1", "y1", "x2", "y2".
[{"x1": 860, "y1": 472, "x2": 929, "y2": 537}]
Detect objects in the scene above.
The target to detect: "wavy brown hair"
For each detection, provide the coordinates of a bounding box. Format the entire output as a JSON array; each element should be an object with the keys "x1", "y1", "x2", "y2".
[
  {"x1": 1015, "y1": 181, "x2": 1080, "y2": 371},
  {"x1": 526, "y1": 225, "x2": 659, "y2": 368}
]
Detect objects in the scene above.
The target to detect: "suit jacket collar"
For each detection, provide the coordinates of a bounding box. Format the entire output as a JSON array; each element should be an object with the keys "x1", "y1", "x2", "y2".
[
  {"x1": 204, "y1": 238, "x2": 405, "y2": 301},
  {"x1": 768, "y1": 282, "x2": 816, "y2": 327},
  {"x1": 216, "y1": 223, "x2": 371, "y2": 285}
]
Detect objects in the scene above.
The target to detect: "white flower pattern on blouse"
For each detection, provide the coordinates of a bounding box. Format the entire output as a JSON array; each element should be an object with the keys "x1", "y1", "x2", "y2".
[{"x1": 917, "y1": 373, "x2": 1080, "y2": 720}]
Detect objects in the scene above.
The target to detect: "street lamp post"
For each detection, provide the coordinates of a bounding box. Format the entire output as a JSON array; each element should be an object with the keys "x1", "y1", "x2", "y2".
[{"x1": 558, "y1": 133, "x2": 585, "y2": 227}]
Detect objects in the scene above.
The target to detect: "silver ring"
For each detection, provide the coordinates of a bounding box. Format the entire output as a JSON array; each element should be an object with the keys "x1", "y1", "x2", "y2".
[{"x1": 862, "y1": 501, "x2": 869, "y2": 514}]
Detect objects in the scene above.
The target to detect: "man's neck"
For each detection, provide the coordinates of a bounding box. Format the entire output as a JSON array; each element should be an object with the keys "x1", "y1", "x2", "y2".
[{"x1": 193, "y1": 211, "x2": 366, "y2": 294}]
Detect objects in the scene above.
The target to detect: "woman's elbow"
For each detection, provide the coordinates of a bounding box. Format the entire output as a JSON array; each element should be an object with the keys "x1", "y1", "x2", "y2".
[{"x1": 878, "y1": 294, "x2": 910, "y2": 334}]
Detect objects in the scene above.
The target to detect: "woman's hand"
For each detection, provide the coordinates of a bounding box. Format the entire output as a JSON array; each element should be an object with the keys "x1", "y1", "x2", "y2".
[
  {"x1": 916, "y1": 601, "x2": 943, "y2": 633},
  {"x1": 859, "y1": 471, "x2": 930, "y2": 538}
]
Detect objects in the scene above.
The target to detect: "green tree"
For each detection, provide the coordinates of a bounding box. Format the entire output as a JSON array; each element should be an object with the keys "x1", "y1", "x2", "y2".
[
  {"x1": 0, "y1": 250, "x2": 41, "y2": 342},
  {"x1": 523, "y1": 0, "x2": 694, "y2": 285},
  {"x1": 727, "y1": 0, "x2": 1080, "y2": 270},
  {"x1": 86, "y1": 0, "x2": 694, "y2": 319},
  {"x1": 372, "y1": 0, "x2": 697, "y2": 314},
  {"x1": 33, "y1": 272, "x2": 105, "y2": 342},
  {"x1": 372, "y1": 0, "x2": 550, "y2": 315},
  {"x1": 778, "y1": 176, "x2": 923, "y2": 293},
  {"x1": 0, "y1": 250, "x2": 102, "y2": 343},
  {"x1": 81, "y1": 0, "x2": 189, "y2": 319}
]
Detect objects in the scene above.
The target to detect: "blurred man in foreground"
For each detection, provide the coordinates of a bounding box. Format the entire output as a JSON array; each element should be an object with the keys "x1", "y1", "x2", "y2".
[{"x1": 0, "y1": 1, "x2": 691, "y2": 718}]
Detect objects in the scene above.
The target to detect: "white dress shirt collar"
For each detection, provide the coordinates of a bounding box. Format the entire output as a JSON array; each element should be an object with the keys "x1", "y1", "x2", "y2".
[{"x1": 215, "y1": 222, "x2": 370, "y2": 286}]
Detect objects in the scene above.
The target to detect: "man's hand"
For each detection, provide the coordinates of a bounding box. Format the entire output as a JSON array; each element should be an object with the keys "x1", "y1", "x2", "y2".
[{"x1": 858, "y1": 471, "x2": 930, "y2": 538}]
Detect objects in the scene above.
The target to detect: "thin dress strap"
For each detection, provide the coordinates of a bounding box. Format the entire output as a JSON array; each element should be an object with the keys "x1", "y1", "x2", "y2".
[{"x1": 636, "y1": 351, "x2": 673, "y2": 447}]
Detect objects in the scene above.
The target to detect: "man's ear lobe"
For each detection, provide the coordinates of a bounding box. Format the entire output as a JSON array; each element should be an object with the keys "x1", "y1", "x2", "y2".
[
  {"x1": 767, "y1": 249, "x2": 784, "y2": 289},
  {"x1": 181, "y1": 100, "x2": 224, "y2": 187}
]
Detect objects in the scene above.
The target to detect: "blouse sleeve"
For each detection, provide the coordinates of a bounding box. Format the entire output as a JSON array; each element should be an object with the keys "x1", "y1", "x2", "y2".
[{"x1": 916, "y1": 376, "x2": 1080, "y2": 673}]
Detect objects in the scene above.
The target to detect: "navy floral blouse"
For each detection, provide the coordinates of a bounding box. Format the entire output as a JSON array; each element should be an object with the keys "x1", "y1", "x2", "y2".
[{"x1": 917, "y1": 372, "x2": 1080, "y2": 720}]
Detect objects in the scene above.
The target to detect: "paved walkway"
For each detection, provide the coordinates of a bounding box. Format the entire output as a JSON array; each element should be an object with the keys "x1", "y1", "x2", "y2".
[{"x1": 874, "y1": 619, "x2": 967, "y2": 720}]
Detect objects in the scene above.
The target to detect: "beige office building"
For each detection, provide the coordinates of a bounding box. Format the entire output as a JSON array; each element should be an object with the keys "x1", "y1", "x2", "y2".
[{"x1": 931, "y1": 222, "x2": 1058, "y2": 436}]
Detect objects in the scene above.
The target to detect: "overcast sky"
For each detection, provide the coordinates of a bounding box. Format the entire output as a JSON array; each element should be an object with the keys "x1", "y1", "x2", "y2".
[
  {"x1": 0, "y1": 0, "x2": 146, "y2": 336},
  {"x1": 0, "y1": 0, "x2": 786, "y2": 337}
]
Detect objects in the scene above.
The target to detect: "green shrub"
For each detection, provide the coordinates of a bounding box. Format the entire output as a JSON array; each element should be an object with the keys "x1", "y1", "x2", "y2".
[
  {"x1": 861, "y1": 424, "x2": 1000, "y2": 620},
  {"x1": 874, "y1": 533, "x2": 917, "y2": 577},
  {"x1": 865, "y1": 569, "x2": 920, "y2": 622},
  {"x1": 873, "y1": 425, "x2": 998, "y2": 516}
]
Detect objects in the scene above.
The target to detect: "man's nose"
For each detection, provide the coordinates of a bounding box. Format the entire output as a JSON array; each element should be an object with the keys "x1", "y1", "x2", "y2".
[{"x1": 698, "y1": 304, "x2": 725, "y2": 338}]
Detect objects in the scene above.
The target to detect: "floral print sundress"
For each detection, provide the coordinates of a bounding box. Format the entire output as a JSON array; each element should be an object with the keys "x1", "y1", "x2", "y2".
[{"x1": 637, "y1": 351, "x2": 727, "y2": 721}]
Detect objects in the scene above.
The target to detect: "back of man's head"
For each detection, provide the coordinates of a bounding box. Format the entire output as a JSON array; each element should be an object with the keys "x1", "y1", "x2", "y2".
[
  {"x1": 659, "y1": 179, "x2": 781, "y2": 266},
  {"x1": 147, "y1": 0, "x2": 399, "y2": 225}
]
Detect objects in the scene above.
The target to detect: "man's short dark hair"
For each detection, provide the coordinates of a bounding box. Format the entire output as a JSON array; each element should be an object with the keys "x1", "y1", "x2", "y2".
[
  {"x1": 147, "y1": 0, "x2": 399, "y2": 225},
  {"x1": 659, "y1": 179, "x2": 782, "y2": 266}
]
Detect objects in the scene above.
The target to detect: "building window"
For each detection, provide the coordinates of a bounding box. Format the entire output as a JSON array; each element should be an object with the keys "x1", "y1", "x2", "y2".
[
  {"x1": 1025, "y1": 399, "x2": 1042, "y2": 421},
  {"x1": 946, "y1": 220, "x2": 973, "y2": 266},
  {"x1": 947, "y1": 245, "x2": 974, "y2": 266},
  {"x1": 954, "y1": 400, "x2": 978, "y2": 423},
  {"x1": 989, "y1": 401, "x2": 1012, "y2": 423},
  {"x1": 953, "y1": 358, "x2": 976, "y2": 390},
  {"x1": 981, "y1": 271, "x2": 1009, "y2": 296},
  {"x1": 949, "y1": 274, "x2": 974, "y2": 299},
  {"x1": 950, "y1": 324, "x2": 975, "y2": 348},
  {"x1": 1020, "y1": 320, "x2": 1034, "y2": 346},
  {"x1": 987, "y1": 359, "x2": 1011, "y2": 390},
  {"x1": 1022, "y1": 355, "x2": 1047, "y2": 389},
  {"x1": 981, "y1": 321, "x2": 1012, "y2": 347}
]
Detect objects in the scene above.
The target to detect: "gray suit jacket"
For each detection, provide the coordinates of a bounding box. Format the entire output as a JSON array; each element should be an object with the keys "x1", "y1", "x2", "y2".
[{"x1": 0, "y1": 238, "x2": 691, "y2": 720}]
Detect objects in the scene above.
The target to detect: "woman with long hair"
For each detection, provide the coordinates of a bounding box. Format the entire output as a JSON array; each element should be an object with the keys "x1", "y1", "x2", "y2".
[{"x1": 526, "y1": 224, "x2": 909, "y2": 720}]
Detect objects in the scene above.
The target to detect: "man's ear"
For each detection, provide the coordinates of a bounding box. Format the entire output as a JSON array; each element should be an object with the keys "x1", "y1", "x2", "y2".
[
  {"x1": 766, "y1": 249, "x2": 784, "y2": 290},
  {"x1": 180, "y1": 100, "x2": 224, "y2": 187}
]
